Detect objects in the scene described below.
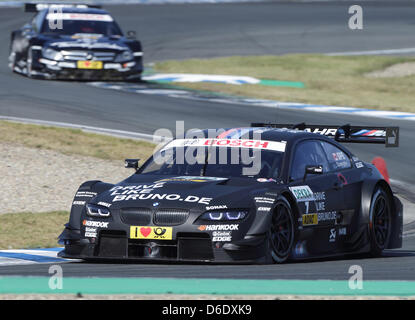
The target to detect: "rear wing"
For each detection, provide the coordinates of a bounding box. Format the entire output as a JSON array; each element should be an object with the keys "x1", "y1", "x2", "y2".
[
  {"x1": 251, "y1": 123, "x2": 399, "y2": 147},
  {"x1": 24, "y1": 3, "x2": 101, "y2": 12}
]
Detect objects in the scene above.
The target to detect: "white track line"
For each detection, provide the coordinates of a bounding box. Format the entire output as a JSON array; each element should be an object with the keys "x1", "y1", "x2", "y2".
[
  {"x1": 0, "y1": 115, "x2": 161, "y2": 142},
  {"x1": 326, "y1": 48, "x2": 415, "y2": 56}
]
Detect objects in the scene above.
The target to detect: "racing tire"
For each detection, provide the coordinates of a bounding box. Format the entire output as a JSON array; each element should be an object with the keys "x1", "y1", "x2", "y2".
[
  {"x1": 266, "y1": 196, "x2": 295, "y2": 264},
  {"x1": 26, "y1": 47, "x2": 35, "y2": 79},
  {"x1": 8, "y1": 40, "x2": 18, "y2": 72},
  {"x1": 368, "y1": 187, "x2": 392, "y2": 257}
]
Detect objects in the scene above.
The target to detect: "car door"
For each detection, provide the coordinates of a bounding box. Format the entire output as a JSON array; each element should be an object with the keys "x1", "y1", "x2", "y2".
[
  {"x1": 288, "y1": 139, "x2": 347, "y2": 254},
  {"x1": 318, "y1": 141, "x2": 362, "y2": 244}
]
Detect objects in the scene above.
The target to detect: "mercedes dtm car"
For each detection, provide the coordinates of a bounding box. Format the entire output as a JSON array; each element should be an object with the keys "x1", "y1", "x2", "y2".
[
  {"x1": 9, "y1": 3, "x2": 143, "y2": 80},
  {"x1": 58, "y1": 123, "x2": 403, "y2": 264}
]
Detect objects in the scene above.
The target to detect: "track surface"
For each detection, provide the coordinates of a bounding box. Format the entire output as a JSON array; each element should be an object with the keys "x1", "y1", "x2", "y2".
[
  {"x1": 0, "y1": 1, "x2": 415, "y2": 280},
  {"x1": 0, "y1": 238, "x2": 414, "y2": 280}
]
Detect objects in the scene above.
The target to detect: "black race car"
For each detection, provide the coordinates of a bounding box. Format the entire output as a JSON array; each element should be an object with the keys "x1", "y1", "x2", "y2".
[
  {"x1": 58, "y1": 123, "x2": 403, "y2": 264},
  {"x1": 9, "y1": 3, "x2": 143, "y2": 80}
]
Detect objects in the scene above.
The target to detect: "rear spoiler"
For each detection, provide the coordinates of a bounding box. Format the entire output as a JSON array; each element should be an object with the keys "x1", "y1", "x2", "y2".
[
  {"x1": 251, "y1": 122, "x2": 399, "y2": 148},
  {"x1": 24, "y1": 3, "x2": 101, "y2": 12}
]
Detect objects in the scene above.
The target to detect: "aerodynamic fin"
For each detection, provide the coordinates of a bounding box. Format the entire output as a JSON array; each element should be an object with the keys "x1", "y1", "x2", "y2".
[
  {"x1": 24, "y1": 3, "x2": 102, "y2": 12},
  {"x1": 251, "y1": 122, "x2": 399, "y2": 147}
]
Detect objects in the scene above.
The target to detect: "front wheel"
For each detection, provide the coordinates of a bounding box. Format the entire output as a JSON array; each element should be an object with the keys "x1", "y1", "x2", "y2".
[
  {"x1": 369, "y1": 187, "x2": 392, "y2": 256},
  {"x1": 26, "y1": 47, "x2": 35, "y2": 78},
  {"x1": 267, "y1": 197, "x2": 295, "y2": 263}
]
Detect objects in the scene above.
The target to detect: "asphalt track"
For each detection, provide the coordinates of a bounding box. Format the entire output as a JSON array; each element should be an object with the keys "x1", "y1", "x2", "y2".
[{"x1": 0, "y1": 1, "x2": 415, "y2": 282}]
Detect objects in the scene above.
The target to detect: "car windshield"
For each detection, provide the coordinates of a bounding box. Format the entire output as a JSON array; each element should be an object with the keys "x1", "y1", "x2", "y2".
[
  {"x1": 139, "y1": 145, "x2": 284, "y2": 179},
  {"x1": 41, "y1": 13, "x2": 123, "y2": 36}
]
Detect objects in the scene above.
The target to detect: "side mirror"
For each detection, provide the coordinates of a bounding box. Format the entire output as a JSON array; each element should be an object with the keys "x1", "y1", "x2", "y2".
[
  {"x1": 125, "y1": 159, "x2": 140, "y2": 171},
  {"x1": 303, "y1": 165, "x2": 323, "y2": 181},
  {"x1": 126, "y1": 30, "x2": 136, "y2": 39}
]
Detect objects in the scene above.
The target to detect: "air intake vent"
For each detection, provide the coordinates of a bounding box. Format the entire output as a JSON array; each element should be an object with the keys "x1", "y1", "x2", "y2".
[
  {"x1": 154, "y1": 209, "x2": 189, "y2": 226},
  {"x1": 120, "y1": 208, "x2": 152, "y2": 225}
]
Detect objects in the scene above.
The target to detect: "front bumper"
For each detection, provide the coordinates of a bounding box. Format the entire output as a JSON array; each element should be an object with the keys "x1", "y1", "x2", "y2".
[
  {"x1": 33, "y1": 58, "x2": 143, "y2": 81},
  {"x1": 58, "y1": 227, "x2": 268, "y2": 263}
]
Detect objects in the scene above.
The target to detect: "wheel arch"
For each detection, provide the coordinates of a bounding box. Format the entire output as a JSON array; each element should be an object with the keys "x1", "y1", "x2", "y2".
[
  {"x1": 67, "y1": 180, "x2": 113, "y2": 230},
  {"x1": 360, "y1": 178, "x2": 402, "y2": 249},
  {"x1": 280, "y1": 190, "x2": 300, "y2": 221}
]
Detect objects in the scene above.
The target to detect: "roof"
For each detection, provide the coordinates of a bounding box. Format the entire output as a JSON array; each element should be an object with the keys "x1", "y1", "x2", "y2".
[
  {"x1": 41, "y1": 7, "x2": 110, "y2": 15},
  {"x1": 192, "y1": 127, "x2": 330, "y2": 144}
]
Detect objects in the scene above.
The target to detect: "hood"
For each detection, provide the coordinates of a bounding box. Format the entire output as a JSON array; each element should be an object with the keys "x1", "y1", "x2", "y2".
[
  {"x1": 44, "y1": 34, "x2": 129, "y2": 51},
  {"x1": 91, "y1": 175, "x2": 276, "y2": 211}
]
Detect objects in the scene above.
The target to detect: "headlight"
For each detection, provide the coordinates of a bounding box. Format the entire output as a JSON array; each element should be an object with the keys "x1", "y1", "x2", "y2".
[
  {"x1": 86, "y1": 203, "x2": 111, "y2": 217},
  {"x1": 115, "y1": 50, "x2": 134, "y2": 62},
  {"x1": 42, "y1": 48, "x2": 63, "y2": 61},
  {"x1": 199, "y1": 210, "x2": 248, "y2": 221}
]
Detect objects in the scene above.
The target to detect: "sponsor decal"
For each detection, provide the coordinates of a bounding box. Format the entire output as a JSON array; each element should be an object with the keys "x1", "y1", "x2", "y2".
[
  {"x1": 161, "y1": 138, "x2": 286, "y2": 153},
  {"x1": 212, "y1": 231, "x2": 232, "y2": 242},
  {"x1": 289, "y1": 186, "x2": 315, "y2": 202},
  {"x1": 352, "y1": 129, "x2": 386, "y2": 137},
  {"x1": 50, "y1": 42, "x2": 126, "y2": 51},
  {"x1": 302, "y1": 211, "x2": 337, "y2": 226},
  {"x1": 303, "y1": 128, "x2": 338, "y2": 136},
  {"x1": 46, "y1": 13, "x2": 114, "y2": 22},
  {"x1": 198, "y1": 224, "x2": 239, "y2": 231},
  {"x1": 112, "y1": 193, "x2": 212, "y2": 204},
  {"x1": 355, "y1": 162, "x2": 364, "y2": 168},
  {"x1": 85, "y1": 232, "x2": 97, "y2": 238},
  {"x1": 257, "y1": 178, "x2": 277, "y2": 183},
  {"x1": 97, "y1": 202, "x2": 112, "y2": 208},
  {"x1": 110, "y1": 184, "x2": 165, "y2": 196},
  {"x1": 156, "y1": 176, "x2": 227, "y2": 183},
  {"x1": 82, "y1": 220, "x2": 109, "y2": 229},
  {"x1": 258, "y1": 207, "x2": 271, "y2": 212},
  {"x1": 84, "y1": 227, "x2": 97, "y2": 238},
  {"x1": 75, "y1": 191, "x2": 97, "y2": 198},
  {"x1": 313, "y1": 192, "x2": 326, "y2": 201},
  {"x1": 318, "y1": 211, "x2": 337, "y2": 222},
  {"x1": 71, "y1": 33, "x2": 102, "y2": 40},
  {"x1": 72, "y1": 201, "x2": 85, "y2": 206},
  {"x1": 329, "y1": 228, "x2": 336, "y2": 243},
  {"x1": 130, "y1": 226, "x2": 173, "y2": 240},
  {"x1": 339, "y1": 227, "x2": 347, "y2": 236},
  {"x1": 332, "y1": 152, "x2": 346, "y2": 161},
  {"x1": 302, "y1": 214, "x2": 318, "y2": 226},
  {"x1": 254, "y1": 197, "x2": 275, "y2": 204},
  {"x1": 316, "y1": 201, "x2": 325, "y2": 211},
  {"x1": 206, "y1": 205, "x2": 227, "y2": 210},
  {"x1": 313, "y1": 192, "x2": 326, "y2": 212}
]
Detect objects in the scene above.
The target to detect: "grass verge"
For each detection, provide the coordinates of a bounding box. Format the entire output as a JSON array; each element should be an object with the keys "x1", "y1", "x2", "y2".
[
  {"x1": 0, "y1": 211, "x2": 68, "y2": 249},
  {"x1": 154, "y1": 54, "x2": 415, "y2": 113},
  {"x1": 0, "y1": 120, "x2": 155, "y2": 161}
]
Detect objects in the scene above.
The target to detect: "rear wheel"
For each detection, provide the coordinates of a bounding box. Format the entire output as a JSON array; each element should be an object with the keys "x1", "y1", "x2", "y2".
[
  {"x1": 369, "y1": 187, "x2": 392, "y2": 256},
  {"x1": 267, "y1": 197, "x2": 295, "y2": 263}
]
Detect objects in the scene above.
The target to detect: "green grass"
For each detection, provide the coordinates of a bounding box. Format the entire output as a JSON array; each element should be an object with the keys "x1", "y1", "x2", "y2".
[
  {"x1": 0, "y1": 211, "x2": 69, "y2": 249},
  {"x1": 0, "y1": 120, "x2": 155, "y2": 161},
  {"x1": 153, "y1": 54, "x2": 415, "y2": 113},
  {"x1": 0, "y1": 122, "x2": 157, "y2": 250}
]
